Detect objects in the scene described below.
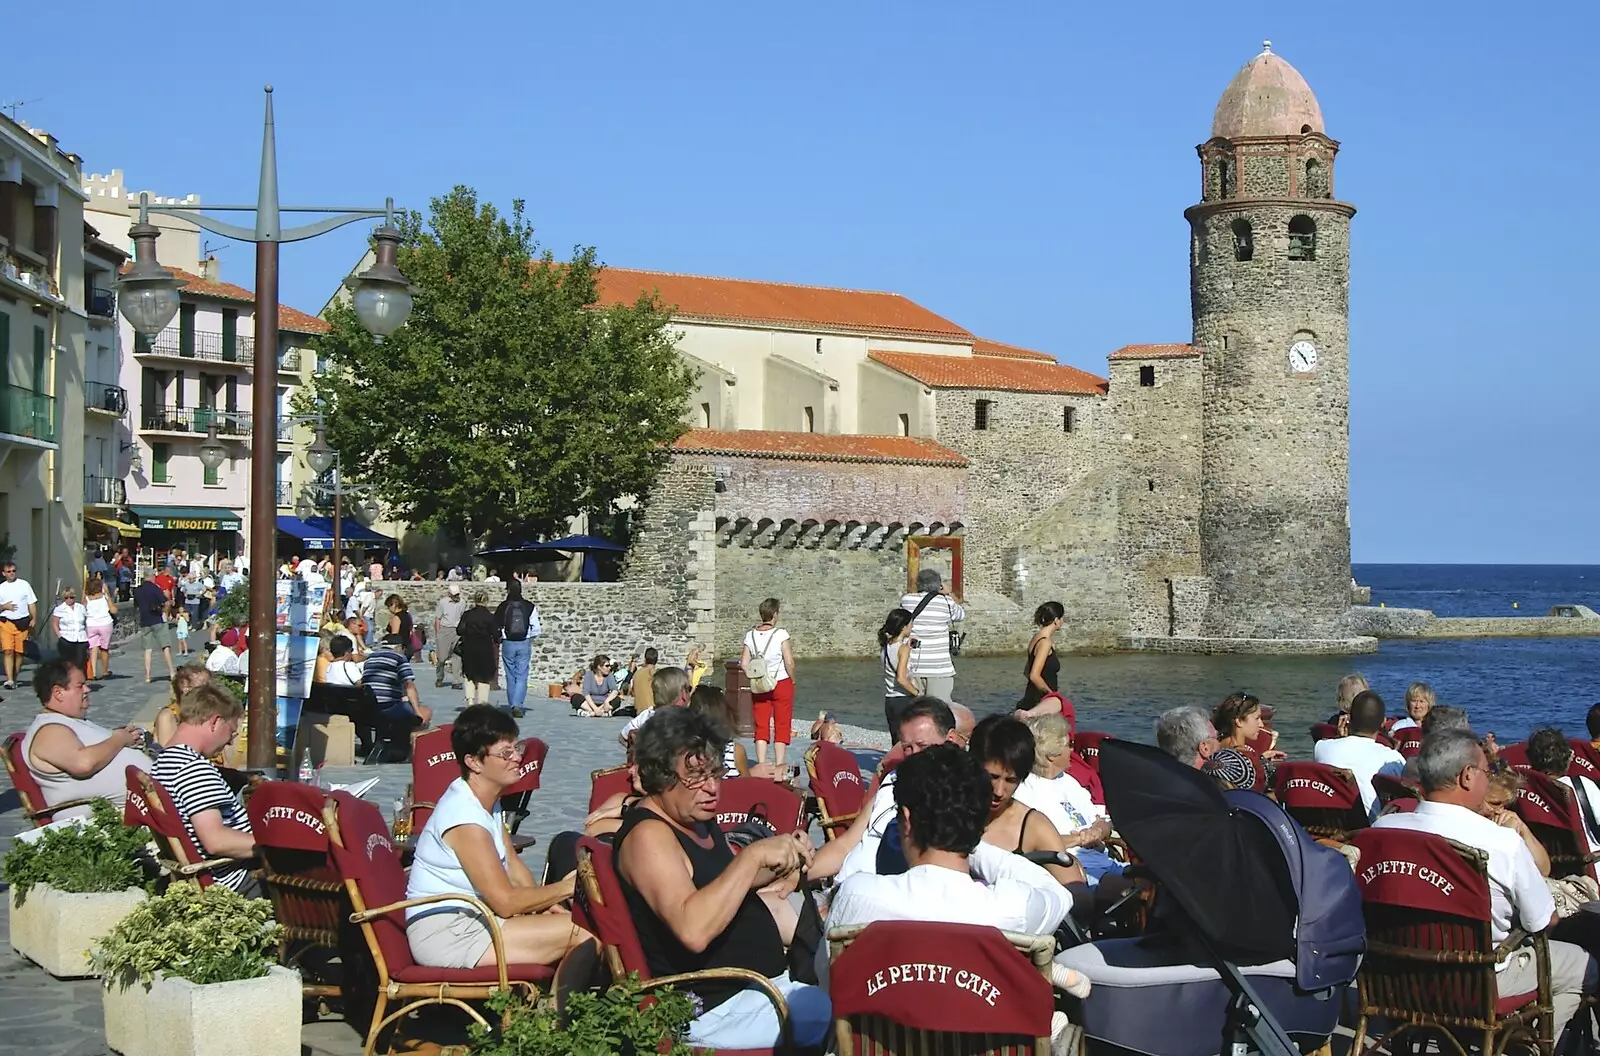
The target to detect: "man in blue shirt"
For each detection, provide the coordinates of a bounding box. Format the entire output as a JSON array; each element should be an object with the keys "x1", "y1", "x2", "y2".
[{"x1": 134, "y1": 570, "x2": 175, "y2": 684}]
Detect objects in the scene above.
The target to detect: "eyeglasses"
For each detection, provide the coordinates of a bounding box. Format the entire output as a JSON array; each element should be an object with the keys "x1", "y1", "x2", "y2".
[
  {"x1": 487, "y1": 744, "x2": 525, "y2": 762},
  {"x1": 679, "y1": 766, "x2": 721, "y2": 790}
]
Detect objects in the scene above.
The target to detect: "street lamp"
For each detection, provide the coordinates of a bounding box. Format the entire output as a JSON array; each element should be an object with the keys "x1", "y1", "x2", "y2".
[
  {"x1": 306, "y1": 424, "x2": 336, "y2": 475},
  {"x1": 117, "y1": 85, "x2": 412, "y2": 769},
  {"x1": 197, "y1": 423, "x2": 227, "y2": 473}
]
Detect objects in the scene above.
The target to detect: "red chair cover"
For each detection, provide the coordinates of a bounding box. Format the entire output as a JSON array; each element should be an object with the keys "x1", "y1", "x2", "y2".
[
  {"x1": 1568, "y1": 739, "x2": 1600, "y2": 780},
  {"x1": 246, "y1": 781, "x2": 331, "y2": 853},
  {"x1": 1273, "y1": 761, "x2": 1362, "y2": 812},
  {"x1": 588, "y1": 766, "x2": 634, "y2": 813},
  {"x1": 830, "y1": 921, "x2": 1052, "y2": 1037},
  {"x1": 808, "y1": 740, "x2": 866, "y2": 820},
  {"x1": 1514, "y1": 770, "x2": 1583, "y2": 833},
  {"x1": 715, "y1": 777, "x2": 805, "y2": 835},
  {"x1": 123, "y1": 765, "x2": 153, "y2": 828},
  {"x1": 1394, "y1": 727, "x2": 1423, "y2": 759},
  {"x1": 1497, "y1": 742, "x2": 1531, "y2": 771},
  {"x1": 139, "y1": 770, "x2": 218, "y2": 887},
  {"x1": 1350, "y1": 827, "x2": 1491, "y2": 918},
  {"x1": 1074, "y1": 732, "x2": 1112, "y2": 774},
  {"x1": 1371, "y1": 772, "x2": 1420, "y2": 809},
  {"x1": 410, "y1": 725, "x2": 459, "y2": 831},
  {"x1": 326, "y1": 791, "x2": 413, "y2": 975},
  {"x1": 3, "y1": 732, "x2": 47, "y2": 818},
  {"x1": 574, "y1": 836, "x2": 651, "y2": 977},
  {"x1": 1310, "y1": 723, "x2": 1342, "y2": 743},
  {"x1": 1245, "y1": 728, "x2": 1276, "y2": 756},
  {"x1": 502, "y1": 737, "x2": 549, "y2": 797}
]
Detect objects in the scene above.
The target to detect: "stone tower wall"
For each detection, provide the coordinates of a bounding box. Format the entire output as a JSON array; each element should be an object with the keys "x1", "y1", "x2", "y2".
[
  {"x1": 1111, "y1": 356, "x2": 1204, "y2": 637},
  {"x1": 1189, "y1": 188, "x2": 1356, "y2": 638}
]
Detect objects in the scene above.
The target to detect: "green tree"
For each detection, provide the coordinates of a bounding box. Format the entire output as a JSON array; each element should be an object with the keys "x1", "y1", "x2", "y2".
[{"x1": 302, "y1": 187, "x2": 694, "y2": 543}]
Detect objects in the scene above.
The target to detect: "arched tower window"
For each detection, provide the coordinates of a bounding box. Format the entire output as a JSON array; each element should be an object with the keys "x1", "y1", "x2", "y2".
[
  {"x1": 1303, "y1": 158, "x2": 1327, "y2": 199},
  {"x1": 1231, "y1": 218, "x2": 1253, "y2": 262},
  {"x1": 1288, "y1": 215, "x2": 1317, "y2": 261}
]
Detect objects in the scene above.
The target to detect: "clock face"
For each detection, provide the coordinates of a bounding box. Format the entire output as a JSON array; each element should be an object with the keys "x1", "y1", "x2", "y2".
[{"x1": 1288, "y1": 340, "x2": 1319, "y2": 373}]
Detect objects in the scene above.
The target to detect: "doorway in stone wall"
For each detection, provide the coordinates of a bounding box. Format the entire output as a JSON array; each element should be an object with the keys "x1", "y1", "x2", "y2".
[{"x1": 906, "y1": 536, "x2": 963, "y2": 601}]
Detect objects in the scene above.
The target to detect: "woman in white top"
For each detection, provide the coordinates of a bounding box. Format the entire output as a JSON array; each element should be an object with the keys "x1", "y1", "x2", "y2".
[
  {"x1": 1389, "y1": 681, "x2": 1435, "y2": 733},
  {"x1": 82, "y1": 578, "x2": 117, "y2": 680},
  {"x1": 739, "y1": 597, "x2": 796, "y2": 769},
  {"x1": 877, "y1": 609, "x2": 918, "y2": 740},
  {"x1": 322, "y1": 636, "x2": 364, "y2": 687},
  {"x1": 405, "y1": 705, "x2": 590, "y2": 969},
  {"x1": 51, "y1": 587, "x2": 90, "y2": 672}
]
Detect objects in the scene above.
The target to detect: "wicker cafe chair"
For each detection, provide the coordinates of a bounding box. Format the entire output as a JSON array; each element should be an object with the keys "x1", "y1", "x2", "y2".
[
  {"x1": 408, "y1": 724, "x2": 458, "y2": 834},
  {"x1": 589, "y1": 763, "x2": 634, "y2": 813},
  {"x1": 1499, "y1": 742, "x2": 1533, "y2": 772},
  {"x1": 1272, "y1": 761, "x2": 1369, "y2": 842},
  {"x1": 804, "y1": 740, "x2": 866, "y2": 841},
  {"x1": 3, "y1": 731, "x2": 98, "y2": 825},
  {"x1": 1513, "y1": 770, "x2": 1600, "y2": 883},
  {"x1": 573, "y1": 836, "x2": 792, "y2": 1056},
  {"x1": 498, "y1": 736, "x2": 549, "y2": 835},
  {"x1": 1349, "y1": 827, "x2": 1555, "y2": 1056},
  {"x1": 129, "y1": 766, "x2": 256, "y2": 888},
  {"x1": 244, "y1": 782, "x2": 348, "y2": 1004},
  {"x1": 1395, "y1": 726, "x2": 1425, "y2": 759},
  {"x1": 323, "y1": 791, "x2": 555, "y2": 1056},
  {"x1": 1373, "y1": 772, "x2": 1423, "y2": 810},
  {"x1": 827, "y1": 920, "x2": 1056, "y2": 1056},
  {"x1": 715, "y1": 776, "x2": 806, "y2": 837}
]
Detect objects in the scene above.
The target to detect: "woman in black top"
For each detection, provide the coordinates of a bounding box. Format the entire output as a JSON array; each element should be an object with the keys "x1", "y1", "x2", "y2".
[
  {"x1": 383, "y1": 593, "x2": 414, "y2": 659},
  {"x1": 1017, "y1": 601, "x2": 1064, "y2": 713}
]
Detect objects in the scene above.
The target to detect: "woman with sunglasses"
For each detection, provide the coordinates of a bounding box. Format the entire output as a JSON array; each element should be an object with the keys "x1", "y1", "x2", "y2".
[
  {"x1": 50, "y1": 587, "x2": 90, "y2": 673},
  {"x1": 406, "y1": 705, "x2": 590, "y2": 969}
]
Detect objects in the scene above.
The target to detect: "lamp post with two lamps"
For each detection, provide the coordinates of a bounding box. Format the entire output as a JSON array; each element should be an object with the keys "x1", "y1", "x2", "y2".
[
  {"x1": 293, "y1": 418, "x2": 380, "y2": 614},
  {"x1": 117, "y1": 86, "x2": 413, "y2": 768}
]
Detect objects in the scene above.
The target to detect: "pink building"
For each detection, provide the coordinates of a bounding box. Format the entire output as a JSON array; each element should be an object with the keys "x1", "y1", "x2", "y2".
[{"x1": 119, "y1": 265, "x2": 327, "y2": 565}]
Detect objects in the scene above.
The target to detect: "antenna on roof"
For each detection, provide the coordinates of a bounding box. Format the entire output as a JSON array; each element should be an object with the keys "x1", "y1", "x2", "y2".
[
  {"x1": 1261, "y1": 40, "x2": 1272, "y2": 54},
  {"x1": 1, "y1": 97, "x2": 41, "y2": 121},
  {"x1": 203, "y1": 239, "x2": 232, "y2": 258}
]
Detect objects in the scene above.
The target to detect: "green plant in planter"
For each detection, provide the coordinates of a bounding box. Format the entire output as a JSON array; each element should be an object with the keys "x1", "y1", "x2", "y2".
[
  {"x1": 3, "y1": 799, "x2": 153, "y2": 903},
  {"x1": 215, "y1": 674, "x2": 247, "y2": 706},
  {"x1": 92, "y1": 883, "x2": 284, "y2": 990},
  {"x1": 212, "y1": 578, "x2": 251, "y2": 631},
  {"x1": 464, "y1": 976, "x2": 699, "y2": 1056}
]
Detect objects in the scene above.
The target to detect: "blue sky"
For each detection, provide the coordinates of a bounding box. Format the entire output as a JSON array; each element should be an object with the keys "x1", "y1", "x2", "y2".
[{"x1": 12, "y1": 2, "x2": 1595, "y2": 563}]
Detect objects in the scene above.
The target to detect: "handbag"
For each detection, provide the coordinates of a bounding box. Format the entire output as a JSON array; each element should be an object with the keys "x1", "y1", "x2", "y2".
[
  {"x1": 786, "y1": 870, "x2": 825, "y2": 985},
  {"x1": 746, "y1": 629, "x2": 779, "y2": 694}
]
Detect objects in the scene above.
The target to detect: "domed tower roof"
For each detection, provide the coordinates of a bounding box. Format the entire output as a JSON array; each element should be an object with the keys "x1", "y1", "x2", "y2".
[{"x1": 1211, "y1": 42, "x2": 1324, "y2": 139}]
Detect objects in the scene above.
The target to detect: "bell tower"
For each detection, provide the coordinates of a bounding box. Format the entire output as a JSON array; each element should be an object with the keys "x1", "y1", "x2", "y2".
[{"x1": 1188, "y1": 44, "x2": 1356, "y2": 640}]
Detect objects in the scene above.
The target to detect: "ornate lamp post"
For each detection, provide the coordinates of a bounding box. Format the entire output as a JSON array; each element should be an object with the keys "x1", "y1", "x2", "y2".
[
  {"x1": 117, "y1": 86, "x2": 412, "y2": 768},
  {"x1": 290, "y1": 416, "x2": 379, "y2": 613}
]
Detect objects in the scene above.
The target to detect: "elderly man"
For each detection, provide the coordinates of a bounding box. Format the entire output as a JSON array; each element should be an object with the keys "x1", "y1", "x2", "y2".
[
  {"x1": 615, "y1": 706, "x2": 831, "y2": 1050},
  {"x1": 1156, "y1": 706, "x2": 1218, "y2": 769},
  {"x1": 22, "y1": 659, "x2": 151, "y2": 820},
  {"x1": 1375, "y1": 728, "x2": 1596, "y2": 1047},
  {"x1": 900, "y1": 569, "x2": 965, "y2": 701},
  {"x1": 433, "y1": 583, "x2": 466, "y2": 689}
]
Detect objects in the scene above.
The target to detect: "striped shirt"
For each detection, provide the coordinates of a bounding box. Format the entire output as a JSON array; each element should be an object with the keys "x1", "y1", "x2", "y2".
[
  {"x1": 363, "y1": 649, "x2": 416, "y2": 716},
  {"x1": 150, "y1": 745, "x2": 253, "y2": 891},
  {"x1": 899, "y1": 592, "x2": 966, "y2": 678}
]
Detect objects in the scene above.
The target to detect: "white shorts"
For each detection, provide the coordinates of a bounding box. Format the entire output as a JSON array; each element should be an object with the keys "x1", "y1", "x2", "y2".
[{"x1": 406, "y1": 908, "x2": 500, "y2": 969}]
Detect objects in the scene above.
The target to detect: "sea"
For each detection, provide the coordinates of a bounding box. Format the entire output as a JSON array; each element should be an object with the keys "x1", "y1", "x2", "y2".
[{"x1": 798, "y1": 564, "x2": 1600, "y2": 756}]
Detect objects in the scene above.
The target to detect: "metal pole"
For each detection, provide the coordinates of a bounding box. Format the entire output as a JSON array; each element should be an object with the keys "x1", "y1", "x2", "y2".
[
  {"x1": 246, "y1": 87, "x2": 283, "y2": 769},
  {"x1": 332, "y1": 462, "x2": 343, "y2": 615}
]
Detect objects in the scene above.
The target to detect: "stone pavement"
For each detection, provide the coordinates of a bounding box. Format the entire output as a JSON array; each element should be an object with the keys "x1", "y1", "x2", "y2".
[{"x1": 0, "y1": 643, "x2": 648, "y2": 1056}]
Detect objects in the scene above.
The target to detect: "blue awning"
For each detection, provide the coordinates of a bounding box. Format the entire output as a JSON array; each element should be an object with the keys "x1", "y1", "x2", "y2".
[{"x1": 275, "y1": 515, "x2": 394, "y2": 549}]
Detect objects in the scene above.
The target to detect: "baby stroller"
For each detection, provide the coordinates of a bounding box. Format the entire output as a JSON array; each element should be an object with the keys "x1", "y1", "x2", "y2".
[{"x1": 1056, "y1": 739, "x2": 1365, "y2": 1055}]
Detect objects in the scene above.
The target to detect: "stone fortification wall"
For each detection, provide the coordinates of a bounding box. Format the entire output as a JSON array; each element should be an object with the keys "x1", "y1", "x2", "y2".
[
  {"x1": 1350, "y1": 605, "x2": 1600, "y2": 640},
  {"x1": 931, "y1": 387, "x2": 1125, "y2": 653}
]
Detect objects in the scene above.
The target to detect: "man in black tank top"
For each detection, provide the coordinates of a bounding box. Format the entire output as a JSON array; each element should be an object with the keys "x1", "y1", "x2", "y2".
[{"x1": 615, "y1": 708, "x2": 832, "y2": 1051}]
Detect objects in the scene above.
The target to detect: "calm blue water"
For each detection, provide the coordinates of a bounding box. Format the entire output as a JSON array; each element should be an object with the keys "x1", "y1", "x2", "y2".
[{"x1": 798, "y1": 564, "x2": 1600, "y2": 755}]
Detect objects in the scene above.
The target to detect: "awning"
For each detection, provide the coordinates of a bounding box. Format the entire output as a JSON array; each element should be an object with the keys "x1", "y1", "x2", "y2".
[
  {"x1": 128, "y1": 505, "x2": 242, "y2": 533},
  {"x1": 87, "y1": 515, "x2": 141, "y2": 537},
  {"x1": 275, "y1": 515, "x2": 394, "y2": 549}
]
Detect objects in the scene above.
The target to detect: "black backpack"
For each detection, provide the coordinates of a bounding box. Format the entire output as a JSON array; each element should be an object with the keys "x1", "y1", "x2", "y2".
[{"x1": 502, "y1": 599, "x2": 532, "y2": 641}]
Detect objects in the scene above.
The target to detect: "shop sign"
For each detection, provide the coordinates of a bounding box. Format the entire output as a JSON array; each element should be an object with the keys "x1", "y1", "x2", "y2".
[{"x1": 138, "y1": 514, "x2": 243, "y2": 532}]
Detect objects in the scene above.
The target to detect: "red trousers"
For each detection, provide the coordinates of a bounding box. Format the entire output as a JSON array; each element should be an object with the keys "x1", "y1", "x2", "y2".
[{"x1": 752, "y1": 677, "x2": 794, "y2": 744}]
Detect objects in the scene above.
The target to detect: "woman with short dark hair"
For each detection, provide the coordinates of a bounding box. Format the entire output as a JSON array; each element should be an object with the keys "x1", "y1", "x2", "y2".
[
  {"x1": 969, "y1": 715, "x2": 1084, "y2": 885},
  {"x1": 1014, "y1": 602, "x2": 1067, "y2": 719},
  {"x1": 383, "y1": 594, "x2": 414, "y2": 659},
  {"x1": 405, "y1": 705, "x2": 589, "y2": 968}
]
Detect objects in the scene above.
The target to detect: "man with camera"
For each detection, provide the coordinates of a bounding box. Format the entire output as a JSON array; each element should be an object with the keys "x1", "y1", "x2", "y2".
[{"x1": 900, "y1": 568, "x2": 965, "y2": 701}]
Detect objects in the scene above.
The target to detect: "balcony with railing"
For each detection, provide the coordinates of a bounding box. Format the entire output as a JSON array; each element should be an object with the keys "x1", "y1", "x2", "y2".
[
  {"x1": 279, "y1": 348, "x2": 302, "y2": 373},
  {"x1": 141, "y1": 405, "x2": 253, "y2": 437},
  {"x1": 85, "y1": 474, "x2": 126, "y2": 506},
  {"x1": 0, "y1": 386, "x2": 56, "y2": 444},
  {"x1": 277, "y1": 417, "x2": 294, "y2": 442},
  {"x1": 84, "y1": 381, "x2": 128, "y2": 417},
  {"x1": 134, "y1": 327, "x2": 256, "y2": 365},
  {"x1": 276, "y1": 481, "x2": 293, "y2": 507},
  {"x1": 88, "y1": 288, "x2": 117, "y2": 319}
]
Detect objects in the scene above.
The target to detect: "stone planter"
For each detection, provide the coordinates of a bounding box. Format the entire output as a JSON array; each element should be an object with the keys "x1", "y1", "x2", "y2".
[
  {"x1": 8, "y1": 885, "x2": 146, "y2": 978},
  {"x1": 104, "y1": 965, "x2": 301, "y2": 1056}
]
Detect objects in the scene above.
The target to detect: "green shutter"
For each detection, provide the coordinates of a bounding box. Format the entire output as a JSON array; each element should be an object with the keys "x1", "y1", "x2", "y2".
[
  {"x1": 179, "y1": 304, "x2": 196, "y2": 357},
  {"x1": 32, "y1": 327, "x2": 45, "y2": 394},
  {"x1": 134, "y1": 331, "x2": 152, "y2": 355},
  {"x1": 0, "y1": 310, "x2": 9, "y2": 385},
  {"x1": 203, "y1": 460, "x2": 219, "y2": 486},
  {"x1": 152, "y1": 442, "x2": 170, "y2": 483},
  {"x1": 222, "y1": 310, "x2": 237, "y2": 362}
]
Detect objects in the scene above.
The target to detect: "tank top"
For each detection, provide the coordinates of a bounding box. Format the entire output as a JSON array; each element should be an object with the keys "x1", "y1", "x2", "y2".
[
  {"x1": 882, "y1": 642, "x2": 910, "y2": 698},
  {"x1": 613, "y1": 805, "x2": 785, "y2": 1010},
  {"x1": 1019, "y1": 638, "x2": 1061, "y2": 708},
  {"x1": 86, "y1": 595, "x2": 115, "y2": 627},
  {"x1": 20, "y1": 712, "x2": 150, "y2": 820}
]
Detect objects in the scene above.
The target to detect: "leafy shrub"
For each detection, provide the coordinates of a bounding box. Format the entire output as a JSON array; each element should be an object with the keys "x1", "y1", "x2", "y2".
[
  {"x1": 92, "y1": 883, "x2": 284, "y2": 990},
  {"x1": 3, "y1": 799, "x2": 152, "y2": 903},
  {"x1": 465, "y1": 975, "x2": 698, "y2": 1056},
  {"x1": 216, "y1": 674, "x2": 247, "y2": 706},
  {"x1": 213, "y1": 579, "x2": 250, "y2": 631}
]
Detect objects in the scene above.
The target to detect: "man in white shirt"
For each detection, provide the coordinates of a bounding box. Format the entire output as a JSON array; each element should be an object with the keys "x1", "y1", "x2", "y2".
[
  {"x1": 830, "y1": 742, "x2": 1071, "y2": 935},
  {"x1": 1525, "y1": 727, "x2": 1600, "y2": 856},
  {"x1": 899, "y1": 569, "x2": 965, "y2": 701},
  {"x1": 1375, "y1": 728, "x2": 1595, "y2": 1044},
  {"x1": 1312, "y1": 690, "x2": 1406, "y2": 820},
  {"x1": 0, "y1": 560, "x2": 39, "y2": 690}
]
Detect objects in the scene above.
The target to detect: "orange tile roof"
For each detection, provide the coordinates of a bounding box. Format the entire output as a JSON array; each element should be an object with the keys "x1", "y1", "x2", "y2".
[
  {"x1": 868, "y1": 350, "x2": 1108, "y2": 396},
  {"x1": 673, "y1": 429, "x2": 967, "y2": 467},
  {"x1": 971, "y1": 337, "x2": 1056, "y2": 363},
  {"x1": 593, "y1": 267, "x2": 972, "y2": 340},
  {"x1": 165, "y1": 268, "x2": 330, "y2": 334},
  {"x1": 1107, "y1": 343, "x2": 1200, "y2": 360}
]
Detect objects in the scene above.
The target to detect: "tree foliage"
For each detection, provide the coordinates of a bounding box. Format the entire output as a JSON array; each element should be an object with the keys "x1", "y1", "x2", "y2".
[{"x1": 303, "y1": 187, "x2": 695, "y2": 543}]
